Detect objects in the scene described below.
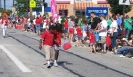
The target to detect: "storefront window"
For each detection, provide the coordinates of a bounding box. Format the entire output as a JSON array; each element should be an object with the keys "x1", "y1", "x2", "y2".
[
  {"x1": 75, "y1": 10, "x2": 85, "y2": 16},
  {"x1": 59, "y1": 10, "x2": 68, "y2": 16}
]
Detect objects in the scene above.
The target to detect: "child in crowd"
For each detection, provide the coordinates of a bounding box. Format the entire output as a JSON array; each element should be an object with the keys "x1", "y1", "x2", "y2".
[
  {"x1": 30, "y1": 20, "x2": 35, "y2": 33},
  {"x1": 89, "y1": 30, "x2": 96, "y2": 54},
  {"x1": 86, "y1": 23, "x2": 91, "y2": 45},
  {"x1": 75, "y1": 25, "x2": 83, "y2": 47}
]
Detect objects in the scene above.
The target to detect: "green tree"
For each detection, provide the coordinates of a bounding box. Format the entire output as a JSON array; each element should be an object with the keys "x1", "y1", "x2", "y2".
[
  {"x1": 6, "y1": 10, "x2": 12, "y2": 15},
  {"x1": 0, "y1": 8, "x2": 4, "y2": 13},
  {"x1": 15, "y1": 0, "x2": 42, "y2": 14},
  {"x1": 107, "y1": 0, "x2": 132, "y2": 15}
]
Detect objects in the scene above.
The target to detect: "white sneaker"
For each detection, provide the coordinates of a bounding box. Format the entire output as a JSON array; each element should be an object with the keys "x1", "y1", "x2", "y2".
[
  {"x1": 54, "y1": 62, "x2": 58, "y2": 67},
  {"x1": 47, "y1": 64, "x2": 51, "y2": 68},
  {"x1": 115, "y1": 50, "x2": 117, "y2": 54},
  {"x1": 120, "y1": 55, "x2": 125, "y2": 58},
  {"x1": 131, "y1": 57, "x2": 133, "y2": 59}
]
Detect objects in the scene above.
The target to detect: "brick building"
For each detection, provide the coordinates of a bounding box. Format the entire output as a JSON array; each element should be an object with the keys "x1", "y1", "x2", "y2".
[{"x1": 56, "y1": 0, "x2": 133, "y2": 17}]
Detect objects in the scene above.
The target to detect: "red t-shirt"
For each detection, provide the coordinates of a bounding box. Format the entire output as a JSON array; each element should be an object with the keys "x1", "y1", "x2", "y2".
[
  {"x1": 40, "y1": 30, "x2": 54, "y2": 46},
  {"x1": 36, "y1": 18, "x2": 40, "y2": 24},
  {"x1": 76, "y1": 27, "x2": 82, "y2": 36},
  {"x1": 39, "y1": 17, "x2": 43, "y2": 24},
  {"x1": 46, "y1": 19, "x2": 50, "y2": 25},
  {"x1": 90, "y1": 33, "x2": 95, "y2": 43},
  {"x1": 54, "y1": 30, "x2": 61, "y2": 46},
  {"x1": 64, "y1": 20, "x2": 68, "y2": 29},
  {"x1": 1, "y1": 18, "x2": 8, "y2": 26}
]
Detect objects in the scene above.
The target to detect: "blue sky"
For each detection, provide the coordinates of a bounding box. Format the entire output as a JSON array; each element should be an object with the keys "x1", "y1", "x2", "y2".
[
  {"x1": 1, "y1": 0, "x2": 51, "y2": 9},
  {"x1": 1, "y1": 0, "x2": 13, "y2": 9}
]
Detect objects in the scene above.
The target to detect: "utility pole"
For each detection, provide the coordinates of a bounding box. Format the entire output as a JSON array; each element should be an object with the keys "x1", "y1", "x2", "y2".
[
  {"x1": 0, "y1": 0, "x2": 1, "y2": 8},
  {"x1": 13, "y1": 0, "x2": 14, "y2": 6},
  {"x1": 4, "y1": 0, "x2": 6, "y2": 12},
  {"x1": 42, "y1": 0, "x2": 45, "y2": 16},
  {"x1": 26, "y1": 0, "x2": 29, "y2": 12}
]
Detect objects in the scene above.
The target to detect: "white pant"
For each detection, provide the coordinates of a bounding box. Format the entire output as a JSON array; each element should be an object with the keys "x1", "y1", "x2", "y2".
[{"x1": 3, "y1": 26, "x2": 7, "y2": 36}]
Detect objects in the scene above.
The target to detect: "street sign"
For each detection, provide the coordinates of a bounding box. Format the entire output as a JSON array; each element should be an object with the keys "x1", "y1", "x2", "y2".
[
  {"x1": 86, "y1": 7, "x2": 108, "y2": 16},
  {"x1": 29, "y1": 0, "x2": 36, "y2": 8},
  {"x1": 119, "y1": 0, "x2": 130, "y2": 5}
]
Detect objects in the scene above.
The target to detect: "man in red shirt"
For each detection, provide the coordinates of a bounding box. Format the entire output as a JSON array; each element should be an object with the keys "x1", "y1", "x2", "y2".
[
  {"x1": 39, "y1": 25, "x2": 55, "y2": 68},
  {"x1": 39, "y1": 15, "x2": 43, "y2": 28},
  {"x1": 1, "y1": 16, "x2": 8, "y2": 38}
]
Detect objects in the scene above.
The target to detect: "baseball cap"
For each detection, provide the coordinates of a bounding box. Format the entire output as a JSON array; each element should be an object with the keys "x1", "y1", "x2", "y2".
[{"x1": 100, "y1": 14, "x2": 105, "y2": 18}]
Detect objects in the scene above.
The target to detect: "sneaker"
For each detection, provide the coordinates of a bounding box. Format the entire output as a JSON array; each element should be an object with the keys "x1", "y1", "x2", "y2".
[
  {"x1": 47, "y1": 65, "x2": 51, "y2": 68},
  {"x1": 120, "y1": 55, "x2": 125, "y2": 58},
  {"x1": 131, "y1": 57, "x2": 133, "y2": 59},
  {"x1": 114, "y1": 50, "x2": 117, "y2": 54},
  {"x1": 54, "y1": 62, "x2": 58, "y2": 67}
]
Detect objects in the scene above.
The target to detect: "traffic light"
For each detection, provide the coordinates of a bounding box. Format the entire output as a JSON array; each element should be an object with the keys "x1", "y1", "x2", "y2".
[{"x1": 44, "y1": 3, "x2": 48, "y2": 7}]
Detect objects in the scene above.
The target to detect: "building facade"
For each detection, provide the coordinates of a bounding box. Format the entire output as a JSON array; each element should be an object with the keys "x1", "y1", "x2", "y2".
[{"x1": 56, "y1": 0, "x2": 133, "y2": 17}]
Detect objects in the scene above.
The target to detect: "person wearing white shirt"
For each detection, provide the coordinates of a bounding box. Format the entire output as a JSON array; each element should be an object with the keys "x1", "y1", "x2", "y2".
[
  {"x1": 109, "y1": 15, "x2": 118, "y2": 52},
  {"x1": 96, "y1": 14, "x2": 107, "y2": 52},
  {"x1": 58, "y1": 16, "x2": 62, "y2": 24}
]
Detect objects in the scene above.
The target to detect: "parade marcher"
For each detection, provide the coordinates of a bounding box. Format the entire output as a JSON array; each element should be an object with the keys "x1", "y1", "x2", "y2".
[
  {"x1": 1, "y1": 16, "x2": 8, "y2": 38},
  {"x1": 53, "y1": 23, "x2": 62, "y2": 67},
  {"x1": 39, "y1": 25, "x2": 55, "y2": 68}
]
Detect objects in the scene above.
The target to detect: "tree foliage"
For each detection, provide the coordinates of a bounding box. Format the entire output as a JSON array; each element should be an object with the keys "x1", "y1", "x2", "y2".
[
  {"x1": 0, "y1": 8, "x2": 12, "y2": 16},
  {"x1": 107, "y1": 0, "x2": 132, "y2": 15},
  {"x1": 15, "y1": 0, "x2": 42, "y2": 14}
]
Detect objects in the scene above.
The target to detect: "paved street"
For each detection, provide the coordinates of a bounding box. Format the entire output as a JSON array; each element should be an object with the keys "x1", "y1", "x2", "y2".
[{"x1": 0, "y1": 28, "x2": 133, "y2": 77}]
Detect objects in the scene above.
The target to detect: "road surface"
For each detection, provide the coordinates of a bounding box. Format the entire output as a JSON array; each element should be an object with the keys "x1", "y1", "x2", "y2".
[{"x1": 0, "y1": 28, "x2": 133, "y2": 77}]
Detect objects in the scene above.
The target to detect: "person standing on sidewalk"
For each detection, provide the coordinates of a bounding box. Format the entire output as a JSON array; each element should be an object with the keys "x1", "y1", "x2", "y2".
[
  {"x1": 109, "y1": 15, "x2": 118, "y2": 53},
  {"x1": 1, "y1": 16, "x2": 8, "y2": 38},
  {"x1": 35, "y1": 17, "x2": 41, "y2": 35},
  {"x1": 124, "y1": 15, "x2": 132, "y2": 39},
  {"x1": 63, "y1": 18, "x2": 69, "y2": 39},
  {"x1": 39, "y1": 25, "x2": 55, "y2": 68},
  {"x1": 90, "y1": 12, "x2": 100, "y2": 30},
  {"x1": 96, "y1": 14, "x2": 108, "y2": 53}
]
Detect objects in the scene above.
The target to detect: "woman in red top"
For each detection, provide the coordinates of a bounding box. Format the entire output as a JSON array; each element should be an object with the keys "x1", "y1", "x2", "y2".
[
  {"x1": 89, "y1": 30, "x2": 96, "y2": 54},
  {"x1": 75, "y1": 25, "x2": 83, "y2": 47},
  {"x1": 53, "y1": 23, "x2": 62, "y2": 67},
  {"x1": 35, "y1": 17, "x2": 41, "y2": 35},
  {"x1": 63, "y1": 18, "x2": 68, "y2": 39}
]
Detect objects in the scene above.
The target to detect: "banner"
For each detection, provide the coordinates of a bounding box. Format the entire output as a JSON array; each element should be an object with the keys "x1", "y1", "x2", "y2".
[{"x1": 51, "y1": 0, "x2": 58, "y2": 22}]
